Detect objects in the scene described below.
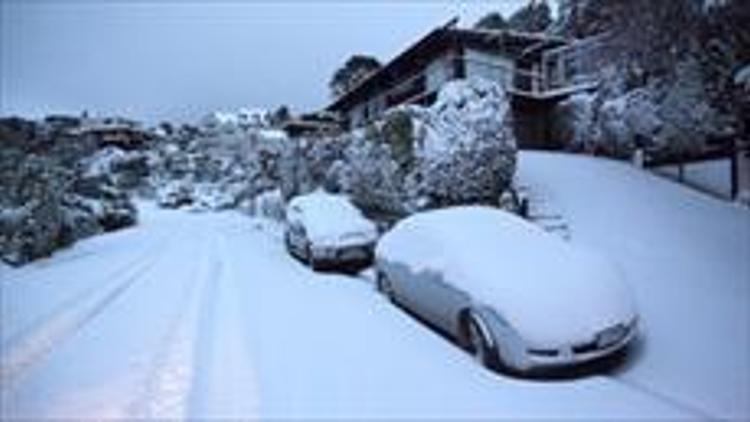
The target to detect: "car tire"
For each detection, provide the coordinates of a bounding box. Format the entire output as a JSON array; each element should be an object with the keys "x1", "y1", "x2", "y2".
[
  {"x1": 284, "y1": 232, "x2": 295, "y2": 256},
  {"x1": 375, "y1": 269, "x2": 395, "y2": 300},
  {"x1": 305, "y1": 243, "x2": 319, "y2": 271},
  {"x1": 466, "y1": 312, "x2": 500, "y2": 370}
]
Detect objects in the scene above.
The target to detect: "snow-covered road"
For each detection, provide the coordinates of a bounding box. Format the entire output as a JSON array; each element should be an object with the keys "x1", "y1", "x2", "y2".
[{"x1": 2, "y1": 152, "x2": 748, "y2": 419}]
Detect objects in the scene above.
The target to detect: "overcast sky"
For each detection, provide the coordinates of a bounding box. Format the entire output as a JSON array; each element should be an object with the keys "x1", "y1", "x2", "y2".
[{"x1": 1, "y1": 1, "x2": 554, "y2": 123}]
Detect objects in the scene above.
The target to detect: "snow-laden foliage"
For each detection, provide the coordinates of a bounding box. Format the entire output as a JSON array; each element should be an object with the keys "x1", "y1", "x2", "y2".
[
  {"x1": 326, "y1": 132, "x2": 406, "y2": 215},
  {"x1": 323, "y1": 79, "x2": 517, "y2": 215},
  {"x1": 0, "y1": 118, "x2": 137, "y2": 266},
  {"x1": 149, "y1": 123, "x2": 286, "y2": 212},
  {"x1": 548, "y1": 0, "x2": 748, "y2": 157},
  {"x1": 552, "y1": 44, "x2": 735, "y2": 157},
  {"x1": 403, "y1": 79, "x2": 517, "y2": 208}
]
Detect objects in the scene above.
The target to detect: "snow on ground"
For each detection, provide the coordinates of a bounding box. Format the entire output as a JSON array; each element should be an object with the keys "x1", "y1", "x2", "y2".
[
  {"x1": 518, "y1": 151, "x2": 750, "y2": 420},
  {"x1": 1, "y1": 152, "x2": 748, "y2": 419}
]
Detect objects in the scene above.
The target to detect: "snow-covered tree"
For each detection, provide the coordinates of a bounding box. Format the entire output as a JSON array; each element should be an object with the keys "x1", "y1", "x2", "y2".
[{"x1": 402, "y1": 79, "x2": 517, "y2": 208}]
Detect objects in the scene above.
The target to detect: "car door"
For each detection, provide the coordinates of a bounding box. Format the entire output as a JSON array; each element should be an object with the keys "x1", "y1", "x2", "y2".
[{"x1": 388, "y1": 232, "x2": 471, "y2": 337}]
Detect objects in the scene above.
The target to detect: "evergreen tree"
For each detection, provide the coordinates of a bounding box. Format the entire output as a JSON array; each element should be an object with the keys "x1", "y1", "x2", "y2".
[
  {"x1": 508, "y1": 0, "x2": 552, "y2": 33},
  {"x1": 329, "y1": 55, "x2": 382, "y2": 99},
  {"x1": 474, "y1": 12, "x2": 508, "y2": 30}
]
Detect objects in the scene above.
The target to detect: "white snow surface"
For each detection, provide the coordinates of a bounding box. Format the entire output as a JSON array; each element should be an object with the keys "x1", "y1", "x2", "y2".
[
  {"x1": 1, "y1": 152, "x2": 748, "y2": 419},
  {"x1": 376, "y1": 206, "x2": 637, "y2": 348},
  {"x1": 517, "y1": 151, "x2": 750, "y2": 420},
  {"x1": 286, "y1": 191, "x2": 377, "y2": 247}
]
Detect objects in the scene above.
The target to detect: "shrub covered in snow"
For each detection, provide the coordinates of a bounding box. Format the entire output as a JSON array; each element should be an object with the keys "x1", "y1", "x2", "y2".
[
  {"x1": 553, "y1": 60, "x2": 733, "y2": 158},
  {"x1": 311, "y1": 78, "x2": 518, "y2": 216},
  {"x1": 0, "y1": 118, "x2": 138, "y2": 266},
  {"x1": 147, "y1": 125, "x2": 286, "y2": 212},
  {"x1": 403, "y1": 79, "x2": 517, "y2": 207},
  {"x1": 326, "y1": 132, "x2": 406, "y2": 215}
]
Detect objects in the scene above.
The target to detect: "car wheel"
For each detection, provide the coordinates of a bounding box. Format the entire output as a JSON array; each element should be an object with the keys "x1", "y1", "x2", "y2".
[
  {"x1": 284, "y1": 232, "x2": 295, "y2": 256},
  {"x1": 375, "y1": 269, "x2": 394, "y2": 298},
  {"x1": 466, "y1": 312, "x2": 499, "y2": 370},
  {"x1": 305, "y1": 243, "x2": 319, "y2": 271}
]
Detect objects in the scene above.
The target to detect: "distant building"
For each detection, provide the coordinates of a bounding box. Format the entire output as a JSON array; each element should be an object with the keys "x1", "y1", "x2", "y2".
[
  {"x1": 281, "y1": 111, "x2": 344, "y2": 138},
  {"x1": 79, "y1": 117, "x2": 151, "y2": 149},
  {"x1": 326, "y1": 19, "x2": 601, "y2": 148}
]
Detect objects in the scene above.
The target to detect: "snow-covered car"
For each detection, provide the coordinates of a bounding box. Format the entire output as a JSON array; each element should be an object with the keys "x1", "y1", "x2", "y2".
[
  {"x1": 285, "y1": 191, "x2": 378, "y2": 271},
  {"x1": 375, "y1": 206, "x2": 638, "y2": 374},
  {"x1": 156, "y1": 181, "x2": 193, "y2": 209}
]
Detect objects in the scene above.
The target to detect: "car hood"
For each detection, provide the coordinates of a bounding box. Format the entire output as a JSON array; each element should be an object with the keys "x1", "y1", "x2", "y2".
[{"x1": 454, "y1": 247, "x2": 637, "y2": 348}]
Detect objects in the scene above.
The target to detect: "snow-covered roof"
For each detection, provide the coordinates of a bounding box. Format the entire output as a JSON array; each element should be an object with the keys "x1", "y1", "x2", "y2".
[{"x1": 376, "y1": 206, "x2": 636, "y2": 347}]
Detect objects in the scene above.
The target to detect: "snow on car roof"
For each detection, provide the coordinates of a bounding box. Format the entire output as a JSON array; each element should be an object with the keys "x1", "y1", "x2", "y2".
[{"x1": 376, "y1": 206, "x2": 636, "y2": 347}]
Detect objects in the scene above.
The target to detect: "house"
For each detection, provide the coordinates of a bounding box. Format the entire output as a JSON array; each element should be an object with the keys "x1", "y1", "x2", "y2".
[
  {"x1": 79, "y1": 117, "x2": 151, "y2": 150},
  {"x1": 281, "y1": 111, "x2": 344, "y2": 138},
  {"x1": 326, "y1": 19, "x2": 601, "y2": 149}
]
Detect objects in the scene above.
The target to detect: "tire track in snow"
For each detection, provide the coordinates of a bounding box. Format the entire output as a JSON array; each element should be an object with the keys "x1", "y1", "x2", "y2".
[
  {"x1": 1, "y1": 230, "x2": 170, "y2": 341},
  {"x1": 128, "y1": 232, "x2": 218, "y2": 419},
  {"x1": 1, "y1": 230, "x2": 170, "y2": 342},
  {"x1": 187, "y1": 231, "x2": 261, "y2": 418},
  {"x1": 0, "y1": 233, "x2": 171, "y2": 389},
  {"x1": 600, "y1": 375, "x2": 716, "y2": 420}
]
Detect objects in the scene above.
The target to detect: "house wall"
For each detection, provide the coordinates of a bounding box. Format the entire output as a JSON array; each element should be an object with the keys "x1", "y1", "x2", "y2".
[
  {"x1": 464, "y1": 49, "x2": 514, "y2": 89},
  {"x1": 425, "y1": 54, "x2": 454, "y2": 93}
]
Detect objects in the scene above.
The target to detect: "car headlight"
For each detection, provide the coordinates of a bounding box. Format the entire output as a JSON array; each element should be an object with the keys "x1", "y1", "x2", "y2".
[
  {"x1": 596, "y1": 323, "x2": 628, "y2": 349},
  {"x1": 312, "y1": 246, "x2": 337, "y2": 258}
]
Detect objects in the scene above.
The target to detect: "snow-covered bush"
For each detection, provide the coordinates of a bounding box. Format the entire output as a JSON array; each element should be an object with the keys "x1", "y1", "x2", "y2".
[
  {"x1": 83, "y1": 147, "x2": 151, "y2": 190},
  {"x1": 399, "y1": 78, "x2": 517, "y2": 208},
  {"x1": 0, "y1": 118, "x2": 138, "y2": 266},
  {"x1": 0, "y1": 152, "x2": 137, "y2": 266},
  {"x1": 323, "y1": 78, "x2": 517, "y2": 215},
  {"x1": 553, "y1": 60, "x2": 732, "y2": 159},
  {"x1": 328, "y1": 132, "x2": 406, "y2": 215},
  {"x1": 147, "y1": 125, "x2": 285, "y2": 212}
]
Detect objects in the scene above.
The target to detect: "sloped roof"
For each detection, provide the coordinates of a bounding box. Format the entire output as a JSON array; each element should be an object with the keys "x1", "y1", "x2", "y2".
[{"x1": 326, "y1": 24, "x2": 567, "y2": 112}]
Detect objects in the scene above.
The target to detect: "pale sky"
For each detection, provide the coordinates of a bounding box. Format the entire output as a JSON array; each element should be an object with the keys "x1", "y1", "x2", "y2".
[{"x1": 1, "y1": 1, "x2": 554, "y2": 123}]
